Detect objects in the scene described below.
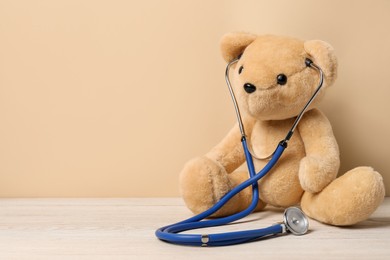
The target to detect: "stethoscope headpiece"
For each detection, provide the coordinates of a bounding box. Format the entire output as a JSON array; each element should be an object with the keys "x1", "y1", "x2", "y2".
[{"x1": 283, "y1": 207, "x2": 309, "y2": 235}]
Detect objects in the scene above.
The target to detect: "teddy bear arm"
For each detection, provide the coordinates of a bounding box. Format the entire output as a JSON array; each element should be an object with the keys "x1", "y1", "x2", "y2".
[
  {"x1": 206, "y1": 119, "x2": 255, "y2": 173},
  {"x1": 297, "y1": 109, "x2": 340, "y2": 193}
]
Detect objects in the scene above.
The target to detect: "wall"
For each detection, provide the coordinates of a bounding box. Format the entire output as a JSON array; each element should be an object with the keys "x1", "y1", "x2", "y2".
[{"x1": 0, "y1": 0, "x2": 389, "y2": 197}]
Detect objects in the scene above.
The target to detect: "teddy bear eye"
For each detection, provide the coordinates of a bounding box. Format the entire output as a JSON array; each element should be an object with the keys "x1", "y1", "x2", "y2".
[
  {"x1": 276, "y1": 74, "x2": 287, "y2": 85},
  {"x1": 238, "y1": 66, "x2": 244, "y2": 74}
]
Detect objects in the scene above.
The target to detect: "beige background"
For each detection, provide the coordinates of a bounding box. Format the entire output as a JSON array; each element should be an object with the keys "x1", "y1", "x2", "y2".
[{"x1": 0, "y1": 0, "x2": 389, "y2": 197}]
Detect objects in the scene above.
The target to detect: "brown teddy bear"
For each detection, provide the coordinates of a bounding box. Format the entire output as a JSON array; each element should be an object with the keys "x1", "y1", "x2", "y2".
[{"x1": 180, "y1": 32, "x2": 385, "y2": 226}]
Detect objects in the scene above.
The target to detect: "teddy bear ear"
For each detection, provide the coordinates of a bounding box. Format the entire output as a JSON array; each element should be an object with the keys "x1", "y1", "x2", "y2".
[
  {"x1": 304, "y1": 40, "x2": 338, "y2": 86},
  {"x1": 220, "y1": 32, "x2": 257, "y2": 63}
]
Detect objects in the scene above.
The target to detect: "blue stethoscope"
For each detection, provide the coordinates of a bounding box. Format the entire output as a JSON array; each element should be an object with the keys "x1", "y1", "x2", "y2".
[{"x1": 155, "y1": 57, "x2": 324, "y2": 246}]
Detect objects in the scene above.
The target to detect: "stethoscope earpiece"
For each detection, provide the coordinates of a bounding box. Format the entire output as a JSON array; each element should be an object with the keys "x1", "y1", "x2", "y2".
[
  {"x1": 305, "y1": 58, "x2": 314, "y2": 67},
  {"x1": 283, "y1": 207, "x2": 309, "y2": 235}
]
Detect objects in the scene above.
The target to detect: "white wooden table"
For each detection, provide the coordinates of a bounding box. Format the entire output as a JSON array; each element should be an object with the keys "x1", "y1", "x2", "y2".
[{"x1": 0, "y1": 198, "x2": 389, "y2": 259}]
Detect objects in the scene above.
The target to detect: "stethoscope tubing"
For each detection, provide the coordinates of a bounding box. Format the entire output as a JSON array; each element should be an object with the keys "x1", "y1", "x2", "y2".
[
  {"x1": 156, "y1": 57, "x2": 322, "y2": 246},
  {"x1": 155, "y1": 139, "x2": 286, "y2": 246}
]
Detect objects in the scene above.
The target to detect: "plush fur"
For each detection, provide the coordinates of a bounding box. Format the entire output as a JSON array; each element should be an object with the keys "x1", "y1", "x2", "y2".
[{"x1": 180, "y1": 33, "x2": 385, "y2": 226}]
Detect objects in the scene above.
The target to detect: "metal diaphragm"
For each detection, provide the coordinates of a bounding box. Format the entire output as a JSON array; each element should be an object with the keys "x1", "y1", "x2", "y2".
[{"x1": 283, "y1": 207, "x2": 309, "y2": 235}]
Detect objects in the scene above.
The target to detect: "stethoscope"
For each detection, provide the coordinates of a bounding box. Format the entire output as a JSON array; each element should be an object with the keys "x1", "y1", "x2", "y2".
[{"x1": 155, "y1": 57, "x2": 324, "y2": 246}]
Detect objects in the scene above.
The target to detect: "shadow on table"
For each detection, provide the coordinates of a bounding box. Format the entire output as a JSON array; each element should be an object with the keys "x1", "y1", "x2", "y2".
[
  {"x1": 340, "y1": 217, "x2": 390, "y2": 230},
  {"x1": 227, "y1": 206, "x2": 390, "y2": 231}
]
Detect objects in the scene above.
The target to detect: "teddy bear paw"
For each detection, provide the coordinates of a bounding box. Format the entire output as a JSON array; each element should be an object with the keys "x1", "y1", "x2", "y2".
[
  {"x1": 298, "y1": 156, "x2": 337, "y2": 193},
  {"x1": 179, "y1": 156, "x2": 232, "y2": 214}
]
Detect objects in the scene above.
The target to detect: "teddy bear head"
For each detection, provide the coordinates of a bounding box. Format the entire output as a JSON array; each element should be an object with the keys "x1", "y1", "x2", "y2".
[{"x1": 221, "y1": 33, "x2": 338, "y2": 121}]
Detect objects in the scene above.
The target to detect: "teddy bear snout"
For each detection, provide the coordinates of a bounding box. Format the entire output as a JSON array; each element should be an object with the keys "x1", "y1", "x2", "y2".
[{"x1": 243, "y1": 83, "x2": 256, "y2": 93}]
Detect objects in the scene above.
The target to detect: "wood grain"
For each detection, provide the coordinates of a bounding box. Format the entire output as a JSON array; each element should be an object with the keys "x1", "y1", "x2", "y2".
[{"x1": 0, "y1": 198, "x2": 389, "y2": 259}]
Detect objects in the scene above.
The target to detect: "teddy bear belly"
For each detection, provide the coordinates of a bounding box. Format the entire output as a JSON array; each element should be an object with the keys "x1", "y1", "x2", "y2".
[{"x1": 250, "y1": 120, "x2": 305, "y2": 207}]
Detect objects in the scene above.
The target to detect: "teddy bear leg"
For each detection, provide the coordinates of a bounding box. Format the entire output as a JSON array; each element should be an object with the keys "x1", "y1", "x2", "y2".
[
  {"x1": 301, "y1": 166, "x2": 385, "y2": 226},
  {"x1": 180, "y1": 156, "x2": 265, "y2": 217}
]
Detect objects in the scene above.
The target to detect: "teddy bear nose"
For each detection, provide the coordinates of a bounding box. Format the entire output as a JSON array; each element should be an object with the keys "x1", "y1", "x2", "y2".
[{"x1": 243, "y1": 83, "x2": 256, "y2": 93}]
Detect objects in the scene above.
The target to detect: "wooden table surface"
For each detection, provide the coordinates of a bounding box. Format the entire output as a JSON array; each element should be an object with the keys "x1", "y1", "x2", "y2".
[{"x1": 0, "y1": 197, "x2": 389, "y2": 259}]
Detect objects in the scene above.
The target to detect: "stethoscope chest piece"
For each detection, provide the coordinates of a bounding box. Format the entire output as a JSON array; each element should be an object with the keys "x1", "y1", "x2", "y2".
[{"x1": 283, "y1": 207, "x2": 309, "y2": 235}]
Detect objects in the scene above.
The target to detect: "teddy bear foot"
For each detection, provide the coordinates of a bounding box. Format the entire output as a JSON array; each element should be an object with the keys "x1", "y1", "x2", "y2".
[
  {"x1": 301, "y1": 166, "x2": 385, "y2": 226},
  {"x1": 180, "y1": 156, "x2": 265, "y2": 217}
]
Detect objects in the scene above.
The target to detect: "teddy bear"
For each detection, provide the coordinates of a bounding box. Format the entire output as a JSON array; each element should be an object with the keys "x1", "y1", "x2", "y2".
[{"x1": 179, "y1": 32, "x2": 385, "y2": 226}]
